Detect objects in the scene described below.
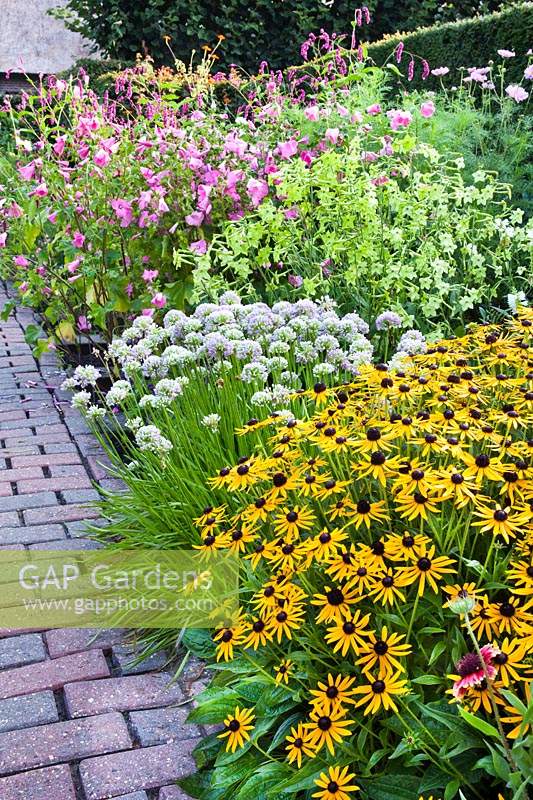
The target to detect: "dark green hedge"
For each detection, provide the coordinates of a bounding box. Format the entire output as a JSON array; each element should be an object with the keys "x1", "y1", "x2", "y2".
[
  {"x1": 52, "y1": 0, "x2": 507, "y2": 73},
  {"x1": 367, "y1": 3, "x2": 533, "y2": 90}
]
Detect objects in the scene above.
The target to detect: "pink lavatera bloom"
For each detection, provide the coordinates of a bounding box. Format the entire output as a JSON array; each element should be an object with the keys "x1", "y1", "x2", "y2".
[
  {"x1": 14, "y1": 256, "x2": 29, "y2": 267},
  {"x1": 18, "y1": 162, "x2": 35, "y2": 180},
  {"x1": 304, "y1": 105, "x2": 320, "y2": 121},
  {"x1": 246, "y1": 178, "x2": 268, "y2": 207},
  {"x1": 325, "y1": 128, "x2": 340, "y2": 144},
  {"x1": 151, "y1": 292, "x2": 167, "y2": 309},
  {"x1": 185, "y1": 210, "x2": 205, "y2": 227},
  {"x1": 142, "y1": 269, "x2": 159, "y2": 283},
  {"x1": 110, "y1": 198, "x2": 133, "y2": 227},
  {"x1": 53, "y1": 137, "x2": 67, "y2": 156},
  {"x1": 277, "y1": 139, "x2": 298, "y2": 159},
  {"x1": 0, "y1": 233, "x2": 7, "y2": 248},
  {"x1": 72, "y1": 232, "x2": 85, "y2": 248},
  {"x1": 189, "y1": 239, "x2": 208, "y2": 255},
  {"x1": 8, "y1": 202, "x2": 24, "y2": 218},
  {"x1": 94, "y1": 148, "x2": 111, "y2": 168},
  {"x1": 30, "y1": 183, "x2": 49, "y2": 198}
]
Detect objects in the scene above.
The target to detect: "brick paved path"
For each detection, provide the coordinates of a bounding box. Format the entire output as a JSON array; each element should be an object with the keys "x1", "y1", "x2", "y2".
[{"x1": 0, "y1": 285, "x2": 205, "y2": 800}]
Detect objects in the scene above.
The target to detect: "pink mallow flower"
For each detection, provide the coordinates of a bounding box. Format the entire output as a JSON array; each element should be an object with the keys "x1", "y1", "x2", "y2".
[
  {"x1": 525, "y1": 65, "x2": 533, "y2": 80},
  {"x1": 452, "y1": 645, "x2": 498, "y2": 699},
  {"x1": 53, "y1": 136, "x2": 66, "y2": 156},
  {"x1": 66, "y1": 258, "x2": 82, "y2": 274},
  {"x1": 142, "y1": 269, "x2": 159, "y2": 283},
  {"x1": 497, "y1": 49, "x2": 515, "y2": 58},
  {"x1": 151, "y1": 293, "x2": 167, "y2": 309},
  {"x1": 30, "y1": 183, "x2": 48, "y2": 198},
  {"x1": 431, "y1": 66, "x2": 449, "y2": 76},
  {"x1": 366, "y1": 103, "x2": 382, "y2": 115},
  {"x1": 0, "y1": 233, "x2": 7, "y2": 248},
  {"x1": 304, "y1": 105, "x2": 320, "y2": 121},
  {"x1": 18, "y1": 162, "x2": 35, "y2": 180},
  {"x1": 420, "y1": 100, "x2": 435, "y2": 118},
  {"x1": 325, "y1": 128, "x2": 340, "y2": 145},
  {"x1": 19, "y1": 282, "x2": 29, "y2": 293},
  {"x1": 8, "y1": 202, "x2": 24, "y2": 218},
  {"x1": 185, "y1": 210, "x2": 204, "y2": 227},
  {"x1": 110, "y1": 199, "x2": 133, "y2": 227},
  {"x1": 246, "y1": 178, "x2": 269, "y2": 207},
  {"x1": 14, "y1": 256, "x2": 29, "y2": 267},
  {"x1": 277, "y1": 139, "x2": 298, "y2": 159},
  {"x1": 506, "y1": 84, "x2": 529, "y2": 102},
  {"x1": 94, "y1": 148, "x2": 111, "y2": 168},
  {"x1": 387, "y1": 109, "x2": 412, "y2": 130},
  {"x1": 189, "y1": 239, "x2": 207, "y2": 255},
  {"x1": 72, "y1": 232, "x2": 85, "y2": 248}
]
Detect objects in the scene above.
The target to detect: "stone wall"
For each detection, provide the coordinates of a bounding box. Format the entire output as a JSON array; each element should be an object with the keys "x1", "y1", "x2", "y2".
[{"x1": 0, "y1": 0, "x2": 92, "y2": 75}]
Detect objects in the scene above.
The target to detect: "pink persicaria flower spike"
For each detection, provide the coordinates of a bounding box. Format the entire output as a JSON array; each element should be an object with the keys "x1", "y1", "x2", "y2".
[
  {"x1": 420, "y1": 100, "x2": 435, "y2": 118},
  {"x1": 452, "y1": 644, "x2": 498, "y2": 698}
]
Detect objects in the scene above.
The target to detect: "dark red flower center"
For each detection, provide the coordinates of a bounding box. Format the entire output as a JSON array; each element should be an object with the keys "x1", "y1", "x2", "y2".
[{"x1": 456, "y1": 652, "x2": 482, "y2": 677}]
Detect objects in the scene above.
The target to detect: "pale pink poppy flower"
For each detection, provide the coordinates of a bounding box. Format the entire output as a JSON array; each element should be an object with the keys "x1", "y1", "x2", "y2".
[
  {"x1": 420, "y1": 100, "x2": 435, "y2": 118},
  {"x1": 506, "y1": 84, "x2": 529, "y2": 102}
]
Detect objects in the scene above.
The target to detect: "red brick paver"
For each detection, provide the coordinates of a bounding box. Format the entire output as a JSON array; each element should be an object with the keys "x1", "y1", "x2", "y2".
[{"x1": 0, "y1": 285, "x2": 201, "y2": 799}]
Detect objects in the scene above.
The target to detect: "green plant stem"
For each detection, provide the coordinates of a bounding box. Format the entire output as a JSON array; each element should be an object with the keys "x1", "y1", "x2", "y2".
[{"x1": 463, "y1": 612, "x2": 517, "y2": 774}]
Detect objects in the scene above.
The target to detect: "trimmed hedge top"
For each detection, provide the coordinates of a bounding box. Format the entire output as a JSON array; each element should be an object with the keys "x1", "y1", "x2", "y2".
[{"x1": 367, "y1": 3, "x2": 533, "y2": 89}]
